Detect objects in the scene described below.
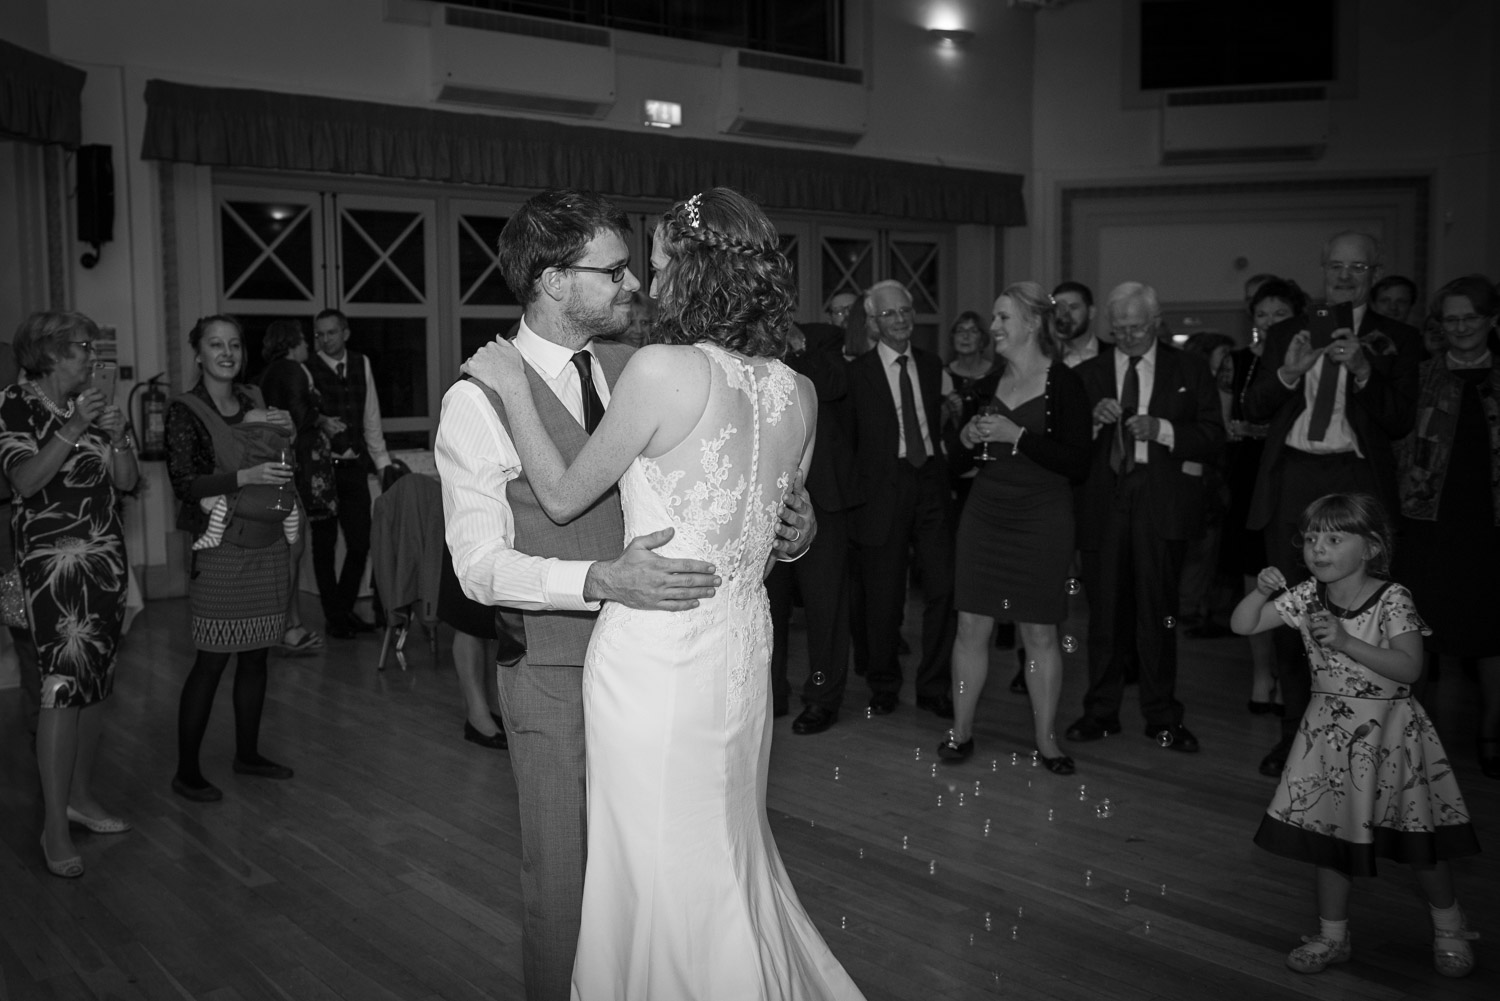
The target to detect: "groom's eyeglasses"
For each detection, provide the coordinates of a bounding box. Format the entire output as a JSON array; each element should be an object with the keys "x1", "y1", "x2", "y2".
[{"x1": 568, "y1": 262, "x2": 630, "y2": 283}]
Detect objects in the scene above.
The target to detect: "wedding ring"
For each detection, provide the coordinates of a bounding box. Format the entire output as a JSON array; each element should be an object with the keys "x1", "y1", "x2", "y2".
[{"x1": 788, "y1": 527, "x2": 802, "y2": 543}]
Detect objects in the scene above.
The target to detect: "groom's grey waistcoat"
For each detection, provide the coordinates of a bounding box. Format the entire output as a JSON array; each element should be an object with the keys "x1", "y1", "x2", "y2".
[{"x1": 470, "y1": 340, "x2": 632, "y2": 667}]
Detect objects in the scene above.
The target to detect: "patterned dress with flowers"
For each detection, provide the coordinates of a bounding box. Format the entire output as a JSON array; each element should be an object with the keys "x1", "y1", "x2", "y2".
[
  {"x1": 0, "y1": 385, "x2": 127, "y2": 708},
  {"x1": 1253, "y1": 578, "x2": 1480, "y2": 876}
]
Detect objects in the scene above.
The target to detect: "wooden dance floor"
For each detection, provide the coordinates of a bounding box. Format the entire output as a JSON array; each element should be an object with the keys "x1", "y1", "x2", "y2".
[{"x1": 1, "y1": 593, "x2": 1495, "y2": 1000}]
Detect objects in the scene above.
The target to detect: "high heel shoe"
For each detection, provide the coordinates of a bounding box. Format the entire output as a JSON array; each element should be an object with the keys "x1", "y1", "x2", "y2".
[
  {"x1": 40, "y1": 836, "x2": 83, "y2": 879},
  {"x1": 1036, "y1": 749, "x2": 1076, "y2": 775},
  {"x1": 937, "y1": 736, "x2": 974, "y2": 762}
]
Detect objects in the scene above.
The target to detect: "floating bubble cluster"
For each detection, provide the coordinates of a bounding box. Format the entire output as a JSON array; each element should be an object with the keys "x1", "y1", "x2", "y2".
[{"x1": 1096, "y1": 798, "x2": 1113, "y2": 819}]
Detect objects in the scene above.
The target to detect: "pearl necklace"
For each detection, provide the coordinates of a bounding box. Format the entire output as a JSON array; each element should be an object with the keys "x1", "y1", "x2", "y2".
[{"x1": 24, "y1": 380, "x2": 75, "y2": 420}]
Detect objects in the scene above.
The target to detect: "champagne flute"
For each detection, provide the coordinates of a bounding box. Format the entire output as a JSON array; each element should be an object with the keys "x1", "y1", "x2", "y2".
[
  {"x1": 975, "y1": 402, "x2": 1001, "y2": 463},
  {"x1": 272, "y1": 446, "x2": 294, "y2": 512}
]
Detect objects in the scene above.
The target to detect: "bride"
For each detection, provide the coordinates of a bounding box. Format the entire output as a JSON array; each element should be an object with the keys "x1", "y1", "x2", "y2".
[{"x1": 466, "y1": 187, "x2": 865, "y2": 1001}]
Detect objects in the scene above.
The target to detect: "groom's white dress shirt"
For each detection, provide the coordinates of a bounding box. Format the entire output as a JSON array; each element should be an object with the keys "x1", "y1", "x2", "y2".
[{"x1": 435, "y1": 317, "x2": 612, "y2": 612}]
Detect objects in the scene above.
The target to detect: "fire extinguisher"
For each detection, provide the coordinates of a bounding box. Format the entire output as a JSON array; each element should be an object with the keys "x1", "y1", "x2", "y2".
[{"x1": 130, "y1": 374, "x2": 169, "y2": 460}]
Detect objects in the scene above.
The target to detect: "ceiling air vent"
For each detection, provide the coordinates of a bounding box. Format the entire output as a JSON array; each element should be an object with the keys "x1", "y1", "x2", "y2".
[
  {"x1": 432, "y1": 5, "x2": 615, "y2": 118},
  {"x1": 1161, "y1": 87, "x2": 1329, "y2": 165},
  {"x1": 718, "y1": 49, "x2": 867, "y2": 147}
]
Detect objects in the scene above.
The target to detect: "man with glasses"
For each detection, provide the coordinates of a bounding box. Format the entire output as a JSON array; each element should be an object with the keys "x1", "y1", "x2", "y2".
[
  {"x1": 1067, "y1": 282, "x2": 1224, "y2": 754},
  {"x1": 847, "y1": 279, "x2": 957, "y2": 719},
  {"x1": 308, "y1": 308, "x2": 394, "y2": 638},
  {"x1": 435, "y1": 188, "x2": 813, "y2": 1001},
  {"x1": 1243, "y1": 231, "x2": 1423, "y2": 777}
]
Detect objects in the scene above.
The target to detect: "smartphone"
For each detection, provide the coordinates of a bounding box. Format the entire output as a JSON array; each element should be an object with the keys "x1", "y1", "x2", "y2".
[
  {"x1": 1308, "y1": 303, "x2": 1354, "y2": 350},
  {"x1": 91, "y1": 360, "x2": 119, "y2": 402},
  {"x1": 1307, "y1": 307, "x2": 1338, "y2": 350}
]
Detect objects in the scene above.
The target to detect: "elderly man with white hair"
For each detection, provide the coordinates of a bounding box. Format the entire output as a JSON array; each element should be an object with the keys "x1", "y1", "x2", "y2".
[{"x1": 1065, "y1": 281, "x2": 1225, "y2": 754}]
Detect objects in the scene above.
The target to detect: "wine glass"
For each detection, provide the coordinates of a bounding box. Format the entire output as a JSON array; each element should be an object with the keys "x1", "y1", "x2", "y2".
[
  {"x1": 975, "y1": 403, "x2": 1001, "y2": 462},
  {"x1": 272, "y1": 446, "x2": 295, "y2": 512}
]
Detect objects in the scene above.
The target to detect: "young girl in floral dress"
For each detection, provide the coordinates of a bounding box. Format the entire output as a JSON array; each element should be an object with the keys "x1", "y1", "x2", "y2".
[{"x1": 1231, "y1": 493, "x2": 1481, "y2": 978}]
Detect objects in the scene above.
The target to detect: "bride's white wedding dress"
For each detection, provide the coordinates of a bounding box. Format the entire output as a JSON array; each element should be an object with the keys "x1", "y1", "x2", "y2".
[{"x1": 571, "y1": 343, "x2": 865, "y2": 1000}]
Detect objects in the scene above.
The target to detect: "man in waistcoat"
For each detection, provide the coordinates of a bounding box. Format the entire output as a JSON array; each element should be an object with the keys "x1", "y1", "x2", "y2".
[
  {"x1": 308, "y1": 308, "x2": 393, "y2": 638},
  {"x1": 435, "y1": 189, "x2": 813, "y2": 1001}
]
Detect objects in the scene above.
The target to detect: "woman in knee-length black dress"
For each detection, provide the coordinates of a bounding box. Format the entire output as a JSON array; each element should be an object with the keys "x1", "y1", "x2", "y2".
[{"x1": 940, "y1": 283, "x2": 1091, "y2": 770}]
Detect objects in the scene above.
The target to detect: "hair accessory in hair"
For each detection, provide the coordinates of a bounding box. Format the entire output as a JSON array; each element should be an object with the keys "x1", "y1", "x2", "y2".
[{"x1": 685, "y1": 193, "x2": 702, "y2": 229}]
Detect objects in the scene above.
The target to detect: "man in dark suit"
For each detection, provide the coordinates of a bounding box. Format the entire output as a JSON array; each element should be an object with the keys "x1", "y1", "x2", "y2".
[
  {"x1": 768, "y1": 320, "x2": 863, "y2": 734},
  {"x1": 847, "y1": 280, "x2": 956, "y2": 718},
  {"x1": 1067, "y1": 282, "x2": 1225, "y2": 752},
  {"x1": 1243, "y1": 231, "x2": 1422, "y2": 776}
]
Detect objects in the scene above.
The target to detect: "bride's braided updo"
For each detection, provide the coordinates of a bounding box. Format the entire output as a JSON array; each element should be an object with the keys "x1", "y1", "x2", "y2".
[{"x1": 651, "y1": 187, "x2": 796, "y2": 359}]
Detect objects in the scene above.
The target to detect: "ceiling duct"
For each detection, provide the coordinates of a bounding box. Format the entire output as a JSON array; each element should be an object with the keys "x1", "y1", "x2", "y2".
[{"x1": 431, "y1": 6, "x2": 615, "y2": 118}]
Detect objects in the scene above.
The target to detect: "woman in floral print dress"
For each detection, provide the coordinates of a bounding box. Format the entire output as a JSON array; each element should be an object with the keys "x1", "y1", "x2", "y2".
[
  {"x1": 1232, "y1": 493, "x2": 1480, "y2": 978},
  {"x1": 0, "y1": 311, "x2": 138, "y2": 878}
]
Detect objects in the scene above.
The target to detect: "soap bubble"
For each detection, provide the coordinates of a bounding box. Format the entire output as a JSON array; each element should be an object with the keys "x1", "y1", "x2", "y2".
[
  {"x1": 902, "y1": 835, "x2": 909, "y2": 850},
  {"x1": 1078, "y1": 784, "x2": 1087, "y2": 800},
  {"x1": 1065, "y1": 577, "x2": 1083, "y2": 596},
  {"x1": 1163, "y1": 616, "x2": 1176, "y2": 629},
  {"x1": 1157, "y1": 730, "x2": 1174, "y2": 748},
  {"x1": 811, "y1": 671, "x2": 826, "y2": 686},
  {"x1": 841, "y1": 916, "x2": 846, "y2": 929},
  {"x1": 929, "y1": 860, "x2": 936, "y2": 875},
  {"x1": 1001, "y1": 598, "x2": 1011, "y2": 610},
  {"x1": 1096, "y1": 798, "x2": 1113, "y2": 819},
  {"x1": 1047, "y1": 809, "x2": 1053, "y2": 821},
  {"x1": 1062, "y1": 635, "x2": 1079, "y2": 654},
  {"x1": 834, "y1": 766, "x2": 840, "y2": 781},
  {"x1": 1123, "y1": 889, "x2": 1131, "y2": 902}
]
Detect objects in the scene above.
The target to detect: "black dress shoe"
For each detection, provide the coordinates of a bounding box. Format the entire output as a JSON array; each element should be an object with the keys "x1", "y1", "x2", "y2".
[
  {"x1": 347, "y1": 615, "x2": 378, "y2": 634},
  {"x1": 232, "y1": 757, "x2": 295, "y2": 779},
  {"x1": 1064, "y1": 716, "x2": 1121, "y2": 741},
  {"x1": 937, "y1": 736, "x2": 974, "y2": 762},
  {"x1": 1037, "y1": 749, "x2": 1076, "y2": 775},
  {"x1": 464, "y1": 720, "x2": 508, "y2": 750},
  {"x1": 171, "y1": 775, "x2": 222, "y2": 802},
  {"x1": 916, "y1": 694, "x2": 955, "y2": 719},
  {"x1": 325, "y1": 619, "x2": 356, "y2": 639},
  {"x1": 1145, "y1": 723, "x2": 1199, "y2": 753},
  {"x1": 1260, "y1": 738, "x2": 1291, "y2": 777},
  {"x1": 791, "y1": 705, "x2": 837, "y2": 735},
  {"x1": 1479, "y1": 738, "x2": 1500, "y2": 779},
  {"x1": 868, "y1": 692, "x2": 898, "y2": 715}
]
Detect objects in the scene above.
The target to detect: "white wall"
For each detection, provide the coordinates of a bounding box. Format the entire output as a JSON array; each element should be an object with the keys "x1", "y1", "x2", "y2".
[{"x1": 1029, "y1": 0, "x2": 1500, "y2": 299}]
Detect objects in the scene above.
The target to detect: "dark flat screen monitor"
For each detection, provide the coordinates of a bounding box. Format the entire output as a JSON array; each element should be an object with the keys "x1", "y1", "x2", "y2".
[{"x1": 1139, "y1": 0, "x2": 1338, "y2": 91}]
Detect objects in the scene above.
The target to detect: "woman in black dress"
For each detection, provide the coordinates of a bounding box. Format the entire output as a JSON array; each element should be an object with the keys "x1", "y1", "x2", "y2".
[
  {"x1": 1395, "y1": 275, "x2": 1500, "y2": 778},
  {"x1": 1220, "y1": 278, "x2": 1308, "y2": 713},
  {"x1": 0, "y1": 311, "x2": 138, "y2": 876},
  {"x1": 167, "y1": 315, "x2": 297, "y2": 801},
  {"x1": 258, "y1": 319, "x2": 341, "y2": 653},
  {"x1": 939, "y1": 283, "x2": 1091, "y2": 770}
]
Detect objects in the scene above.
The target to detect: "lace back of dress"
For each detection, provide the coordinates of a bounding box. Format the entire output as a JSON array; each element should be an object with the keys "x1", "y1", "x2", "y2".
[{"x1": 637, "y1": 344, "x2": 802, "y2": 586}]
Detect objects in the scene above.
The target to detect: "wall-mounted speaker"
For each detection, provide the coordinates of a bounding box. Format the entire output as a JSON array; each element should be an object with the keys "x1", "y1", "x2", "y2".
[{"x1": 77, "y1": 144, "x2": 114, "y2": 268}]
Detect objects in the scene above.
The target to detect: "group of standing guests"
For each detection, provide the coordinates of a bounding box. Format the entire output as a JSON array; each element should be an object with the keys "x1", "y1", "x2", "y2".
[{"x1": 772, "y1": 228, "x2": 1500, "y2": 793}]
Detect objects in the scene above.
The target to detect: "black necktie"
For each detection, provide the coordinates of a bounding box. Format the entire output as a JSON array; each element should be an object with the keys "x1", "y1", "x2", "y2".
[
  {"x1": 570, "y1": 351, "x2": 605, "y2": 434},
  {"x1": 336, "y1": 361, "x2": 346, "y2": 383},
  {"x1": 1306, "y1": 354, "x2": 1340, "y2": 442},
  {"x1": 1111, "y1": 356, "x2": 1142, "y2": 475},
  {"x1": 897, "y1": 355, "x2": 926, "y2": 468}
]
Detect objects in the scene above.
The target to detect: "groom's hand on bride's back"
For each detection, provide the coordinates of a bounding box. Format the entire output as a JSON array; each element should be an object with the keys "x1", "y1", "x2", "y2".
[{"x1": 583, "y1": 528, "x2": 720, "y2": 611}]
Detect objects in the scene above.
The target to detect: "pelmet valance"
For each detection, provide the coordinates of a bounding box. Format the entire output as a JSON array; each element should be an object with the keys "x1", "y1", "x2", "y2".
[
  {"x1": 0, "y1": 40, "x2": 86, "y2": 148},
  {"x1": 141, "y1": 79, "x2": 1025, "y2": 227}
]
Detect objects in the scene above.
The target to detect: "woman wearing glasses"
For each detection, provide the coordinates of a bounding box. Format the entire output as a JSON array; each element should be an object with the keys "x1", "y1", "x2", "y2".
[
  {"x1": 0, "y1": 311, "x2": 138, "y2": 877},
  {"x1": 1395, "y1": 275, "x2": 1500, "y2": 779}
]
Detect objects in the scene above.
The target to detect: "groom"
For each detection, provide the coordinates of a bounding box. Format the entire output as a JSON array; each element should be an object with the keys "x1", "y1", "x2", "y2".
[{"x1": 435, "y1": 188, "x2": 814, "y2": 1001}]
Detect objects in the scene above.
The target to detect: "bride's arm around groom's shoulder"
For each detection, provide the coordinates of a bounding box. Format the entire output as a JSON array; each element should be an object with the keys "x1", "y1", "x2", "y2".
[{"x1": 464, "y1": 340, "x2": 709, "y2": 523}]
